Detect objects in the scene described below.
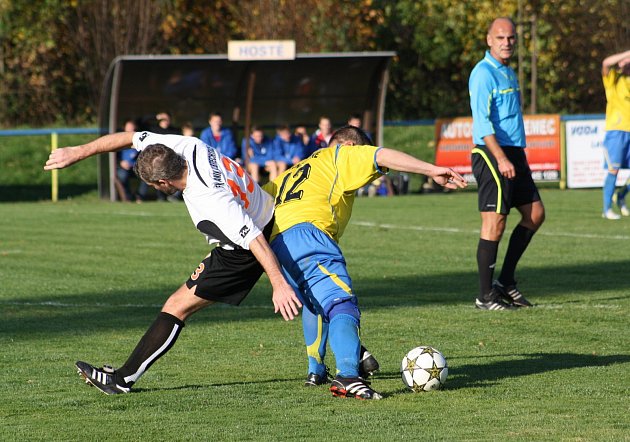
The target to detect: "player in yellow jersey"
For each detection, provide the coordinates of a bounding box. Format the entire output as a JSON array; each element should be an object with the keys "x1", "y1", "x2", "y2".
[
  {"x1": 263, "y1": 125, "x2": 467, "y2": 399},
  {"x1": 601, "y1": 50, "x2": 630, "y2": 219}
]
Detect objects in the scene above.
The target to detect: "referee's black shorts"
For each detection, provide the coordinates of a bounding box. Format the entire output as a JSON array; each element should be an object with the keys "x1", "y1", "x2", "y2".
[
  {"x1": 471, "y1": 145, "x2": 541, "y2": 214},
  {"x1": 185, "y1": 217, "x2": 274, "y2": 305}
]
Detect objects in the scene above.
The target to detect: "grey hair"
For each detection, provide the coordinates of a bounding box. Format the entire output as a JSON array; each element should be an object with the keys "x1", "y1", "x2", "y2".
[{"x1": 134, "y1": 144, "x2": 186, "y2": 184}]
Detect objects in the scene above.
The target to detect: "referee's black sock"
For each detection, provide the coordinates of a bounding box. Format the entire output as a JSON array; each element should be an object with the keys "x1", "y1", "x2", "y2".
[
  {"x1": 477, "y1": 238, "x2": 499, "y2": 300},
  {"x1": 115, "y1": 312, "x2": 185, "y2": 388},
  {"x1": 498, "y1": 224, "x2": 536, "y2": 286}
]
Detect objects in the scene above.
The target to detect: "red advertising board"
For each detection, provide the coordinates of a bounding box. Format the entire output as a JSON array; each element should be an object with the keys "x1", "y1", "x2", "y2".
[{"x1": 435, "y1": 114, "x2": 561, "y2": 182}]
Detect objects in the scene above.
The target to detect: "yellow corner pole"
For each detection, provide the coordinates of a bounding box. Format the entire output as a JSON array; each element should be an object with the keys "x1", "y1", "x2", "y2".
[{"x1": 51, "y1": 132, "x2": 58, "y2": 202}]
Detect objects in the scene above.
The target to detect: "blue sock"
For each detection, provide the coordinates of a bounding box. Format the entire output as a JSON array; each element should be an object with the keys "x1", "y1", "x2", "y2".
[
  {"x1": 302, "y1": 307, "x2": 328, "y2": 376},
  {"x1": 603, "y1": 172, "x2": 618, "y2": 212},
  {"x1": 329, "y1": 313, "x2": 360, "y2": 378}
]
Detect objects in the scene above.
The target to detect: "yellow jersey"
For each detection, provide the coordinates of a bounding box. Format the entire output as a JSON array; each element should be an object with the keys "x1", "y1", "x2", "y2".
[
  {"x1": 263, "y1": 145, "x2": 384, "y2": 243},
  {"x1": 603, "y1": 69, "x2": 630, "y2": 132}
]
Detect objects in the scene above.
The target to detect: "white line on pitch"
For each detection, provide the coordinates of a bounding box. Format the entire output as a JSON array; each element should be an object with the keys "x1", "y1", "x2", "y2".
[{"x1": 351, "y1": 221, "x2": 630, "y2": 241}]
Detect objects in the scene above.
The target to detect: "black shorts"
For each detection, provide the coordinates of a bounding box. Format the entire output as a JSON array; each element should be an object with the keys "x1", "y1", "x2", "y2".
[
  {"x1": 471, "y1": 145, "x2": 541, "y2": 214},
  {"x1": 185, "y1": 217, "x2": 274, "y2": 305}
]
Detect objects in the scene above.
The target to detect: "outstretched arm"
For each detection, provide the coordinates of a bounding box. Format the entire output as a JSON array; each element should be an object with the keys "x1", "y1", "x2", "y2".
[
  {"x1": 44, "y1": 132, "x2": 135, "y2": 170},
  {"x1": 375, "y1": 148, "x2": 467, "y2": 189},
  {"x1": 602, "y1": 50, "x2": 630, "y2": 76},
  {"x1": 248, "y1": 234, "x2": 302, "y2": 321}
]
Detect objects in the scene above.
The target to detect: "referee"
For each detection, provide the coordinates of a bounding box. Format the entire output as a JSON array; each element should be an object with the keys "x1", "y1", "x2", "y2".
[{"x1": 468, "y1": 17, "x2": 545, "y2": 310}]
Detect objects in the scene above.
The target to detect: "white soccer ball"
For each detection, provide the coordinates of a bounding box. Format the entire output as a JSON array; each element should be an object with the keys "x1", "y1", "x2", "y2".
[{"x1": 400, "y1": 346, "x2": 448, "y2": 392}]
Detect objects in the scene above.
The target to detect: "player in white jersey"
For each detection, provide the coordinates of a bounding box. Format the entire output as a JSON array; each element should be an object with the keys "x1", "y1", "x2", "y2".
[{"x1": 44, "y1": 131, "x2": 302, "y2": 395}]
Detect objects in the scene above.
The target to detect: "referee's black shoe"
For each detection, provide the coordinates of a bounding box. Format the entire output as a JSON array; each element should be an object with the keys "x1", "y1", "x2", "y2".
[
  {"x1": 75, "y1": 361, "x2": 130, "y2": 395},
  {"x1": 475, "y1": 290, "x2": 515, "y2": 311},
  {"x1": 493, "y1": 280, "x2": 533, "y2": 307}
]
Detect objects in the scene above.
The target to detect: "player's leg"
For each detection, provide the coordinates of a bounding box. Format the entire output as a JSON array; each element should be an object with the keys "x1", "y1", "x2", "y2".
[
  {"x1": 76, "y1": 283, "x2": 212, "y2": 394},
  {"x1": 302, "y1": 306, "x2": 329, "y2": 386},
  {"x1": 116, "y1": 284, "x2": 212, "y2": 385},
  {"x1": 477, "y1": 211, "x2": 508, "y2": 305},
  {"x1": 616, "y1": 176, "x2": 630, "y2": 216},
  {"x1": 307, "y1": 245, "x2": 381, "y2": 398},
  {"x1": 270, "y1": 224, "x2": 380, "y2": 398},
  {"x1": 493, "y1": 201, "x2": 542, "y2": 307},
  {"x1": 471, "y1": 147, "x2": 513, "y2": 310},
  {"x1": 265, "y1": 160, "x2": 278, "y2": 181},
  {"x1": 115, "y1": 167, "x2": 132, "y2": 201},
  {"x1": 326, "y1": 298, "x2": 381, "y2": 400},
  {"x1": 614, "y1": 133, "x2": 630, "y2": 216},
  {"x1": 76, "y1": 240, "x2": 268, "y2": 395},
  {"x1": 497, "y1": 200, "x2": 544, "y2": 285},
  {"x1": 247, "y1": 161, "x2": 261, "y2": 183},
  {"x1": 495, "y1": 153, "x2": 544, "y2": 307},
  {"x1": 277, "y1": 160, "x2": 288, "y2": 174},
  {"x1": 603, "y1": 169, "x2": 620, "y2": 218},
  {"x1": 602, "y1": 131, "x2": 622, "y2": 219}
]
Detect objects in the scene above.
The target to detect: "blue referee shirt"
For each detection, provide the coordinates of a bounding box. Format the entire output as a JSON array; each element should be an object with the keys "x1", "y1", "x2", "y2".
[{"x1": 469, "y1": 50, "x2": 526, "y2": 147}]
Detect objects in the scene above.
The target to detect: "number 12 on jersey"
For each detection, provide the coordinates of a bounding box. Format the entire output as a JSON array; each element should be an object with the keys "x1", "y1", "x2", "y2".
[{"x1": 275, "y1": 164, "x2": 311, "y2": 206}]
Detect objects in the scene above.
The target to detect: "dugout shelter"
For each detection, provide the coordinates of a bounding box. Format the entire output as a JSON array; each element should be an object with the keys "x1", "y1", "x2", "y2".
[{"x1": 97, "y1": 52, "x2": 395, "y2": 200}]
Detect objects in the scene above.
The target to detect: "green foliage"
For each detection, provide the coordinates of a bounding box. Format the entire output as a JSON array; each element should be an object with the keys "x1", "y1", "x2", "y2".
[
  {"x1": 526, "y1": 0, "x2": 629, "y2": 114},
  {"x1": 1, "y1": 191, "x2": 629, "y2": 440},
  {"x1": 0, "y1": 1, "x2": 627, "y2": 125}
]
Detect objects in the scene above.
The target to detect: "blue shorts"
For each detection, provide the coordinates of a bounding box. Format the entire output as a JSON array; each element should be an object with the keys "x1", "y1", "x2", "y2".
[
  {"x1": 270, "y1": 223, "x2": 356, "y2": 320},
  {"x1": 603, "y1": 130, "x2": 630, "y2": 170}
]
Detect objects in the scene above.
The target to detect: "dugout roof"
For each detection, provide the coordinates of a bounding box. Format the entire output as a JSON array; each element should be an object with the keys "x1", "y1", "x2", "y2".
[{"x1": 97, "y1": 52, "x2": 395, "y2": 199}]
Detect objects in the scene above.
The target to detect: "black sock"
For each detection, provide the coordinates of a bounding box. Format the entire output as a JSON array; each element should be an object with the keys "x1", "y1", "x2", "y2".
[
  {"x1": 115, "y1": 312, "x2": 185, "y2": 387},
  {"x1": 498, "y1": 224, "x2": 536, "y2": 286},
  {"x1": 477, "y1": 238, "x2": 499, "y2": 300}
]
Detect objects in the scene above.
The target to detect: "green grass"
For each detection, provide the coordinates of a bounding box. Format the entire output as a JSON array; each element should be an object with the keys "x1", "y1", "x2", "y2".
[
  {"x1": 0, "y1": 133, "x2": 99, "y2": 201},
  {"x1": 1, "y1": 190, "x2": 629, "y2": 441},
  {"x1": 383, "y1": 124, "x2": 435, "y2": 193}
]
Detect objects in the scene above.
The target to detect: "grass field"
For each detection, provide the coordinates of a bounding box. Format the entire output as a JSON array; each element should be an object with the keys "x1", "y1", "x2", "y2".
[{"x1": 1, "y1": 188, "x2": 628, "y2": 441}]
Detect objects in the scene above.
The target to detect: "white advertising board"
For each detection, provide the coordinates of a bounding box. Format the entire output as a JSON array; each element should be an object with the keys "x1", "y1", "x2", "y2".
[{"x1": 565, "y1": 119, "x2": 630, "y2": 188}]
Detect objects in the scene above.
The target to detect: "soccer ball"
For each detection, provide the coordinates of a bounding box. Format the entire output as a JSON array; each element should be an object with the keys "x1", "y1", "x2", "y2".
[{"x1": 400, "y1": 346, "x2": 448, "y2": 392}]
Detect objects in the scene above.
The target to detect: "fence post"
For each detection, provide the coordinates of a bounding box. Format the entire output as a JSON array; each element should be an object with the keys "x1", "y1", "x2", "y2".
[{"x1": 51, "y1": 132, "x2": 58, "y2": 202}]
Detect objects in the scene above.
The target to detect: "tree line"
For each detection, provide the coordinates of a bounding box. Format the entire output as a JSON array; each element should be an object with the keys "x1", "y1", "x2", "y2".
[{"x1": 0, "y1": 0, "x2": 627, "y2": 127}]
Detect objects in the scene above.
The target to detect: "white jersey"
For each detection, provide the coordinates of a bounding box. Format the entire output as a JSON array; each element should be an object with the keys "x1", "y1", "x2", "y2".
[{"x1": 132, "y1": 131, "x2": 274, "y2": 250}]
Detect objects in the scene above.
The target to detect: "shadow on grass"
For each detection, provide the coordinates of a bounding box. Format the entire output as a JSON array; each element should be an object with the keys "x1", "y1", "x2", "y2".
[
  {"x1": 375, "y1": 352, "x2": 630, "y2": 393},
  {"x1": 355, "y1": 259, "x2": 630, "y2": 308},
  {"x1": 133, "y1": 376, "x2": 306, "y2": 394},
  {"x1": 2, "y1": 260, "x2": 629, "y2": 339},
  {"x1": 447, "y1": 352, "x2": 630, "y2": 389}
]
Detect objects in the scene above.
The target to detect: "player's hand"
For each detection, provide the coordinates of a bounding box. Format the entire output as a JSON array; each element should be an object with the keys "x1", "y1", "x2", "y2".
[
  {"x1": 432, "y1": 168, "x2": 468, "y2": 189},
  {"x1": 44, "y1": 146, "x2": 82, "y2": 170},
  {"x1": 497, "y1": 158, "x2": 515, "y2": 179},
  {"x1": 272, "y1": 282, "x2": 302, "y2": 321}
]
